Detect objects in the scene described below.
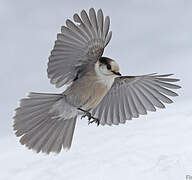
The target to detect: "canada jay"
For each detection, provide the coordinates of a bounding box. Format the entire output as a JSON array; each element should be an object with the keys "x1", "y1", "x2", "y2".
[{"x1": 13, "y1": 8, "x2": 181, "y2": 154}]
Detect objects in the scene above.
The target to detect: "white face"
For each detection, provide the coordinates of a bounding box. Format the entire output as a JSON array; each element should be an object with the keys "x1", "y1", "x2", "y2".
[
  {"x1": 99, "y1": 64, "x2": 113, "y2": 75},
  {"x1": 98, "y1": 60, "x2": 121, "y2": 76}
]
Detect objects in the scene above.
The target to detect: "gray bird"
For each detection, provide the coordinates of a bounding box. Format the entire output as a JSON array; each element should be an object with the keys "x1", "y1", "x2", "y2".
[{"x1": 13, "y1": 8, "x2": 181, "y2": 154}]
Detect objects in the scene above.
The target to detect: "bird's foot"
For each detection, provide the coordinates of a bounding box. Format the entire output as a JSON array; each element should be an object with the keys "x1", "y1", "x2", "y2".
[
  {"x1": 78, "y1": 108, "x2": 100, "y2": 126},
  {"x1": 88, "y1": 117, "x2": 100, "y2": 126}
]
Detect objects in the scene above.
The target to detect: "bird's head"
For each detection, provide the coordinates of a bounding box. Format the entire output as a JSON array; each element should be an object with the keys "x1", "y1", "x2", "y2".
[{"x1": 96, "y1": 57, "x2": 121, "y2": 77}]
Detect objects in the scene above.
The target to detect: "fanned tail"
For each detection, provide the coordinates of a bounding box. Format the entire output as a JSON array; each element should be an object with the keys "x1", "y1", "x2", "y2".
[{"x1": 13, "y1": 92, "x2": 77, "y2": 154}]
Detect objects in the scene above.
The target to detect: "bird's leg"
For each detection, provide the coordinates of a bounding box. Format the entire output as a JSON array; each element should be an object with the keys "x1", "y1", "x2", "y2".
[{"x1": 78, "y1": 108, "x2": 100, "y2": 126}]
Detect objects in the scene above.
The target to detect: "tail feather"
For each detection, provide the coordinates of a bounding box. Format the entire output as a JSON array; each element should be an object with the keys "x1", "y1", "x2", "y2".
[
  {"x1": 50, "y1": 121, "x2": 67, "y2": 153},
  {"x1": 46, "y1": 119, "x2": 77, "y2": 153},
  {"x1": 42, "y1": 120, "x2": 64, "y2": 153},
  {"x1": 13, "y1": 92, "x2": 77, "y2": 154},
  {"x1": 14, "y1": 114, "x2": 48, "y2": 137},
  {"x1": 63, "y1": 119, "x2": 77, "y2": 148},
  {"x1": 31, "y1": 119, "x2": 60, "y2": 153},
  {"x1": 20, "y1": 117, "x2": 55, "y2": 150},
  {"x1": 50, "y1": 119, "x2": 77, "y2": 153}
]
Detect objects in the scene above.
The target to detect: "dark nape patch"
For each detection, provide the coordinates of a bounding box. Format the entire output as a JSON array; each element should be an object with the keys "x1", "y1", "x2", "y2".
[{"x1": 99, "y1": 57, "x2": 112, "y2": 66}]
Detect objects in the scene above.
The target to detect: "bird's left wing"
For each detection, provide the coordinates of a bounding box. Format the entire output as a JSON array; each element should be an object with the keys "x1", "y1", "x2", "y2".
[
  {"x1": 47, "y1": 8, "x2": 112, "y2": 88},
  {"x1": 91, "y1": 74, "x2": 181, "y2": 125}
]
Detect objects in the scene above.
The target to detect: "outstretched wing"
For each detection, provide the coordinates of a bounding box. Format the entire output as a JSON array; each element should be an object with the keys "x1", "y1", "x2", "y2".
[
  {"x1": 91, "y1": 74, "x2": 181, "y2": 125},
  {"x1": 47, "y1": 8, "x2": 112, "y2": 88}
]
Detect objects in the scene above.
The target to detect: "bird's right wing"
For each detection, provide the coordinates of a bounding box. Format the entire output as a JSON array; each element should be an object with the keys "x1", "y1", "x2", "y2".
[
  {"x1": 92, "y1": 74, "x2": 181, "y2": 125},
  {"x1": 47, "y1": 8, "x2": 112, "y2": 88}
]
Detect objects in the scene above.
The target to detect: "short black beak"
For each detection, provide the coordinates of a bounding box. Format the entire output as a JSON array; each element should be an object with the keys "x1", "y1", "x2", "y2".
[{"x1": 112, "y1": 71, "x2": 121, "y2": 76}]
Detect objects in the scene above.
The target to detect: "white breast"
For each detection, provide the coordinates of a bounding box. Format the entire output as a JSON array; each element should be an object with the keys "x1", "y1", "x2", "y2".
[{"x1": 94, "y1": 61, "x2": 115, "y2": 90}]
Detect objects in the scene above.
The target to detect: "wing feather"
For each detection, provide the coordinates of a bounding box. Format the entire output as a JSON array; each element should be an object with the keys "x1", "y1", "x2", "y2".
[
  {"x1": 152, "y1": 80, "x2": 181, "y2": 89},
  {"x1": 73, "y1": 13, "x2": 92, "y2": 40},
  {"x1": 89, "y1": 8, "x2": 98, "y2": 36},
  {"x1": 92, "y1": 74, "x2": 180, "y2": 125},
  {"x1": 103, "y1": 16, "x2": 110, "y2": 39},
  {"x1": 61, "y1": 26, "x2": 87, "y2": 44},
  {"x1": 104, "y1": 93, "x2": 113, "y2": 125},
  {"x1": 66, "y1": 19, "x2": 89, "y2": 42},
  {"x1": 143, "y1": 79, "x2": 178, "y2": 96},
  {"x1": 112, "y1": 86, "x2": 120, "y2": 125},
  {"x1": 48, "y1": 8, "x2": 112, "y2": 88},
  {"x1": 136, "y1": 83, "x2": 165, "y2": 108},
  {"x1": 118, "y1": 87, "x2": 127, "y2": 123},
  {"x1": 97, "y1": 9, "x2": 104, "y2": 38},
  {"x1": 104, "y1": 31, "x2": 112, "y2": 47},
  {"x1": 126, "y1": 87, "x2": 139, "y2": 118},
  {"x1": 81, "y1": 10, "x2": 96, "y2": 38},
  {"x1": 123, "y1": 91, "x2": 132, "y2": 120},
  {"x1": 133, "y1": 84, "x2": 156, "y2": 111},
  {"x1": 140, "y1": 80, "x2": 173, "y2": 103}
]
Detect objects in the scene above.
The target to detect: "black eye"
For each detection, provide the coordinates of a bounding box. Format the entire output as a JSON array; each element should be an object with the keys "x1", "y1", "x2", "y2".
[{"x1": 107, "y1": 64, "x2": 111, "y2": 70}]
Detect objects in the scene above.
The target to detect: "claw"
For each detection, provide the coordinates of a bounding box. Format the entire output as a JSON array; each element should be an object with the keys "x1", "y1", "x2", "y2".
[
  {"x1": 81, "y1": 111, "x2": 91, "y2": 120},
  {"x1": 78, "y1": 108, "x2": 100, "y2": 126},
  {"x1": 97, "y1": 120, "x2": 100, "y2": 126},
  {"x1": 88, "y1": 118, "x2": 100, "y2": 126},
  {"x1": 81, "y1": 114, "x2": 86, "y2": 119}
]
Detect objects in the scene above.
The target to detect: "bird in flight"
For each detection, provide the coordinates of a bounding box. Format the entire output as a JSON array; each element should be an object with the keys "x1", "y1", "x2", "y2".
[{"x1": 13, "y1": 8, "x2": 181, "y2": 154}]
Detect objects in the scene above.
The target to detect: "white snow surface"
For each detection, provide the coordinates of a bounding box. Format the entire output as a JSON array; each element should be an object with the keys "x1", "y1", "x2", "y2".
[{"x1": 1, "y1": 100, "x2": 192, "y2": 180}]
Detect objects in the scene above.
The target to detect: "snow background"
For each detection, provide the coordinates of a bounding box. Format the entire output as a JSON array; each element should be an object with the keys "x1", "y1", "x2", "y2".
[{"x1": 0, "y1": 0, "x2": 192, "y2": 179}]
